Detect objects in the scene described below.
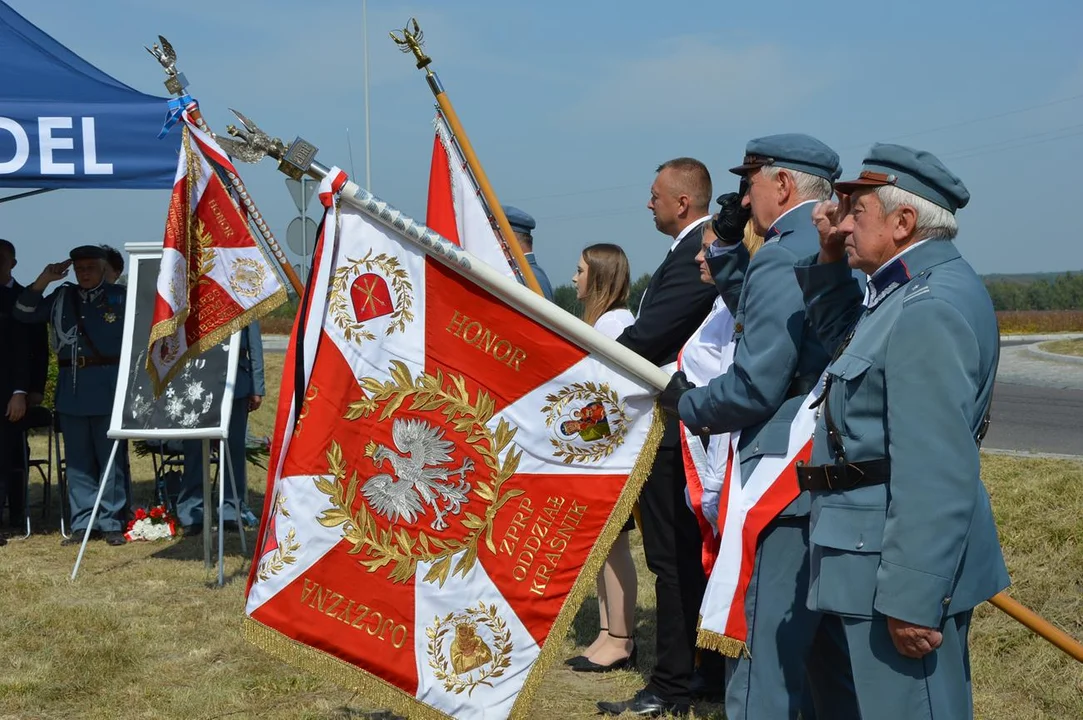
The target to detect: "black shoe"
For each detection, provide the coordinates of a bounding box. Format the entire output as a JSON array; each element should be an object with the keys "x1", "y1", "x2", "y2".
[
  {"x1": 596, "y1": 689, "x2": 690, "y2": 717},
  {"x1": 690, "y1": 668, "x2": 724, "y2": 703},
  {"x1": 61, "y1": 529, "x2": 100, "y2": 546},
  {"x1": 572, "y1": 643, "x2": 637, "y2": 673},
  {"x1": 571, "y1": 636, "x2": 632, "y2": 671},
  {"x1": 566, "y1": 628, "x2": 607, "y2": 666},
  {"x1": 103, "y1": 531, "x2": 126, "y2": 546},
  {"x1": 181, "y1": 524, "x2": 203, "y2": 537}
]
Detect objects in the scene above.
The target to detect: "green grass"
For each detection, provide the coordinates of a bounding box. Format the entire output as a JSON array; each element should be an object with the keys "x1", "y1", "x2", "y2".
[
  {"x1": 1, "y1": 353, "x2": 1081, "y2": 718},
  {"x1": 1039, "y1": 337, "x2": 1083, "y2": 357}
]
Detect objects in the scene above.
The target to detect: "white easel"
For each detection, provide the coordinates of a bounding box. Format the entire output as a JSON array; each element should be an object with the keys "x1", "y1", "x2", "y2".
[
  {"x1": 69, "y1": 243, "x2": 248, "y2": 586},
  {"x1": 71, "y1": 435, "x2": 247, "y2": 585}
]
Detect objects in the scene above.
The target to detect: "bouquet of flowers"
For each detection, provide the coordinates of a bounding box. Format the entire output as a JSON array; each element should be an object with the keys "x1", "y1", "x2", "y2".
[{"x1": 124, "y1": 505, "x2": 177, "y2": 542}]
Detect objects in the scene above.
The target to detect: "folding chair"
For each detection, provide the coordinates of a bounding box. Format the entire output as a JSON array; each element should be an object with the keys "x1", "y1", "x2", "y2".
[
  {"x1": 52, "y1": 411, "x2": 71, "y2": 538},
  {"x1": 143, "y1": 439, "x2": 185, "y2": 516},
  {"x1": 10, "y1": 405, "x2": 55, "y2": 538},
  {"x1": 143, "y1": 439, "x2": 220, "y2": 516}
]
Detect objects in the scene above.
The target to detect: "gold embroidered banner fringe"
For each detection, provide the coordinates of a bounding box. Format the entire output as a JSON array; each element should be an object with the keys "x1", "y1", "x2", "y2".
[
  {"x1": 243, "y1": 617, "x2": 453, "y2": 720},
  {"x1": 508, "y1": 403, "x2": 665, "y2": 719},
  {"x1": 697, "y1": 627, "x2": 748, "y2": 659}
]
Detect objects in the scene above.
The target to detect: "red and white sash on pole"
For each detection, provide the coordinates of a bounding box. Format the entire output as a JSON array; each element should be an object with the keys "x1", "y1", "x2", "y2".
[
  {"x1": 677, "y1": 297, "x2": 736, "y2": 576},
  {"x1": 696, "y1": 375, "x2": 824, "y2": 657}
]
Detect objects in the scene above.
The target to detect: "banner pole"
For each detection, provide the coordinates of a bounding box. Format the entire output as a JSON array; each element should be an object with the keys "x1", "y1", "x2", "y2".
[
  {"x1": 144, "y1": 38, "x2": 305, "y2": 297},
  {"x1": 988, "y1": 592, "x2": 1083, "y2": 663},
  {"x1": 232, "y1": 143, "x2": 668, "y2": 390},
  {"x1": 390, "y1": 20, "x2": 544, "y2": 297}
]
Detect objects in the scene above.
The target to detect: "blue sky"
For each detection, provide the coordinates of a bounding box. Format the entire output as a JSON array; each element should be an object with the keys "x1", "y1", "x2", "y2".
[{"x1": 2, "y1": 0, "x2": 1082, "y2": 289}]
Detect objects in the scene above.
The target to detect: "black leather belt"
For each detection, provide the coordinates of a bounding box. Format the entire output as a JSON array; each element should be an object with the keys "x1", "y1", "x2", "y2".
[
  {"x1": 58, "y1": 356, "x2": 120, "y2": 368},
  {"x1": 796, "y1": 459, "x2": 890, "y2": 492}
]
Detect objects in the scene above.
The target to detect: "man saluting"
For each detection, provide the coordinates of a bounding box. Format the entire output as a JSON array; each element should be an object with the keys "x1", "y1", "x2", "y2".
[
  {"x1": 15, "y1": 246, "x2": 128, "y2": 546},
  {"x1": 794, "y1": 144, "x2": 1009, "y2": 719}
]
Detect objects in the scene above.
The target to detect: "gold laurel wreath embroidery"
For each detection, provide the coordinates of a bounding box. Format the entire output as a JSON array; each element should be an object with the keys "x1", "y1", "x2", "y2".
[
  {"x1": 328, "y1": 250, "x2": 414, "y2": 343},
  {"x1": 256, "y1": 495, "x2": 301, "y2": 582},
  {"x1": 426, "y1": 602, "x2": 514, "y2": 695},
  {"x1": 228, "y1": 257, "x2": 266, "y2": 299},
  {"x1": 190, "y1": 218, "x2": 216, "y2": 287},
  {"x1": 314, "y1": 360, "x2": 523, "y2": 586},
  {"x1": 540, "y1": 381, "x2": 629, "y2": 464}
]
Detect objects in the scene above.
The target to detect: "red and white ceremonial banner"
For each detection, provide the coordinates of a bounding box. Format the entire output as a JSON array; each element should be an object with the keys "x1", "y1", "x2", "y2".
[
  {"x1": 147, "y1": 109, "x2": 286, "y2": 395},
  {"x1": 426, "y1": 113, "x2": 519, "y2": 281},
  {"x1": 677, "y1": 296, "x2": 737, "y2": 577},
  {"x1": 244, "y1": 170, "x2": 663, "y2": 720},
  {"x1": 695, "y1": 377, "x2": 823, "y2": 657}
]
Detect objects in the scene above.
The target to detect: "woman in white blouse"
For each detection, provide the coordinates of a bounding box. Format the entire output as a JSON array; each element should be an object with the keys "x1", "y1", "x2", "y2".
[{"x1": 565, "y1": 243, "x2": 639, "y2": 673}]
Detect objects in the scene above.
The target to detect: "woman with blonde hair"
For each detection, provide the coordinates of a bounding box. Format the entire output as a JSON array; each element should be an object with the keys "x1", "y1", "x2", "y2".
[{"x1": 565, "y1": 242, "x2": 638, "y2": 672}]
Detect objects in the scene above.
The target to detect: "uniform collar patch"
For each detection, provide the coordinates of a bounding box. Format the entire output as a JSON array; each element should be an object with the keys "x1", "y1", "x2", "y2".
[{"x1": 867, "y1": 257, "x2": 912, "y2": 309}]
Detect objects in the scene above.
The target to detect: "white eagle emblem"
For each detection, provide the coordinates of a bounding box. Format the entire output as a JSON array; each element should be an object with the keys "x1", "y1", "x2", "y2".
[{"x1": 362, "y1": 418, "x2": 474, "y2": 531}]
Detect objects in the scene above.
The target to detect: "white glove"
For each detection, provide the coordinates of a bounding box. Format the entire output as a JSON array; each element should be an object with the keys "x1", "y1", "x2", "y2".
[
  {"x1": 685, "y1": 485, "x2": 720, "y2": 536},
  {"x1": 700, "y1": 487, "x2": 720, "y2": 535}
]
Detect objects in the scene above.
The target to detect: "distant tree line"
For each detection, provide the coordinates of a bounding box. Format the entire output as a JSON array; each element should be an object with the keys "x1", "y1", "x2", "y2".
[
  {"x1": 985, "y1": 272, "x2": 1083, "y2": 311},
  {"x1": 555, "y1": 271, "x2": 1083, "y2": 314}
]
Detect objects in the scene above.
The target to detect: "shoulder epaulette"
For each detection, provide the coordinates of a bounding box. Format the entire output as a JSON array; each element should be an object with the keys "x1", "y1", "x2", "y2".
[{"x1": 902, "y1": 272, "x2": 932, "y2": 304}]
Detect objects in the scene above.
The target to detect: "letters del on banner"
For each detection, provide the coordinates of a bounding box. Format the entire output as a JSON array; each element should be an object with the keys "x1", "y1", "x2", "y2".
[{"x1": 242, "y1": 171, "x2": 662, "y2": 720}]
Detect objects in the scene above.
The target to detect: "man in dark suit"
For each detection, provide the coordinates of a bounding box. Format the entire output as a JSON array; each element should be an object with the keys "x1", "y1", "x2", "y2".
[
  {"x1": 0, "y1": 239, "x2": 47, "y2": 544},
  {"x1": 597, "y1": 158, "x2": 719, "y2": 717}
]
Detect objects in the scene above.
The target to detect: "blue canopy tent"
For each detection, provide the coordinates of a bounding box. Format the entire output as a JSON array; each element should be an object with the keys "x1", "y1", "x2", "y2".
[{"x1": 0, "y1": 1, "x2": 180, "y2": 194}]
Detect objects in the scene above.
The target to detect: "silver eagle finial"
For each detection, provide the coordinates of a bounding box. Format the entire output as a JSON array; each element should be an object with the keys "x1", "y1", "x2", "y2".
[
  {"x1": 216, "y1": 108, "x2": 289, "y2": 164},
  {"x1": 145, "y1": 35, "x2": 177, "y2": 75}
]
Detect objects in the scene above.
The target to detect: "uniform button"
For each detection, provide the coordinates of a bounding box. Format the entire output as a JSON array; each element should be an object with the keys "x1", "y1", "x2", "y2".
[
  {"x1": 942, "y1": 596, "x2": 952, "y2": 606},
  {"x1": 700, "y1": 427, "x2": 710, "y2": 435},
  {"x1": 735, "y1": 323, "x2": 744, "y2": 333},
  {"x1": 752, "y1": 446, "x2": 759, "y2": 453},
  {"x1": 855, "y1": 539, "x2": 864, "y2": 549}
]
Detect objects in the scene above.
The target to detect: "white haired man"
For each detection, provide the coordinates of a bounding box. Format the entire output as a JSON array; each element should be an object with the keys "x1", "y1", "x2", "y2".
[
  {"x1": 658, "y1": 134, "x2": 858, "y2": 719},
  {"x1": 794, "y1": 144, "x2": 1008, "y2": 719}
]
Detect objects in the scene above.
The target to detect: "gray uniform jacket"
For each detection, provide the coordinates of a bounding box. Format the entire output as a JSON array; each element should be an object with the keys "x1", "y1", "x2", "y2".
[
  {"x1": 794, "y1": 239, "x2": 1009, "y2": 628},
  {"x1": 524, "y1": 253, "x2": 554, "y2": 301},
  {"x1": 235, "y1": 324, "x2": 266, "y2": 400},
  {"x1": 15, "y1": 282, "x2": 126, "y2": 416},
  {"x1": 677, "y1": 202, "x2": 830, "y2": 516}
]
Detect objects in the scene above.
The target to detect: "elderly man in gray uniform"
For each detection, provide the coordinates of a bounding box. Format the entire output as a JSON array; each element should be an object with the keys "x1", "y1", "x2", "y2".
[
  {"x1": 793, "y1": 144, "x2": 1008, "y2": 719},
  {"x1": 15, "y1": 246, "x2": 128, "y2": 546},
  {"x1": 502, "y1": 205, "x2": 554, "y2": 300},
  {"x1": 661, "y1": 135, "x2": 857, "y2": 719}
]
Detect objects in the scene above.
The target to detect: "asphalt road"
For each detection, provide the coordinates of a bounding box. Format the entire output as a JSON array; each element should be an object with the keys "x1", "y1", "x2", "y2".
[{"x1": 982, "y1": 382, "x2": 1083, "y2": 456}]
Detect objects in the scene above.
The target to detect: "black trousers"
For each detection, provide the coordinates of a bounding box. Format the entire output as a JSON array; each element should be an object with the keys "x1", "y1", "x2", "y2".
[
  {"x1": 639, "y1": 439, "x2": 709, "y2": 704},
  {"x1": 0, "y1": 419, "x2": 24, "y2": 526}
]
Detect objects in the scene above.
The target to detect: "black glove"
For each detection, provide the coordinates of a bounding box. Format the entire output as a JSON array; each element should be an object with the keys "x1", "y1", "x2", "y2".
[
  {"x1": 711, "y1": 191, "x2": 751, "y2": 245},
  {"x1": 659, "y1": 371, "x2": 695, "y2": 417}
]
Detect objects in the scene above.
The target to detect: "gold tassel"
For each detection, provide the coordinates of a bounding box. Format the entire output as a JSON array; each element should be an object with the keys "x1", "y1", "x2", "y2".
[{"x1": 696, "y1": 628, "x2": 748, "y2": 658}]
